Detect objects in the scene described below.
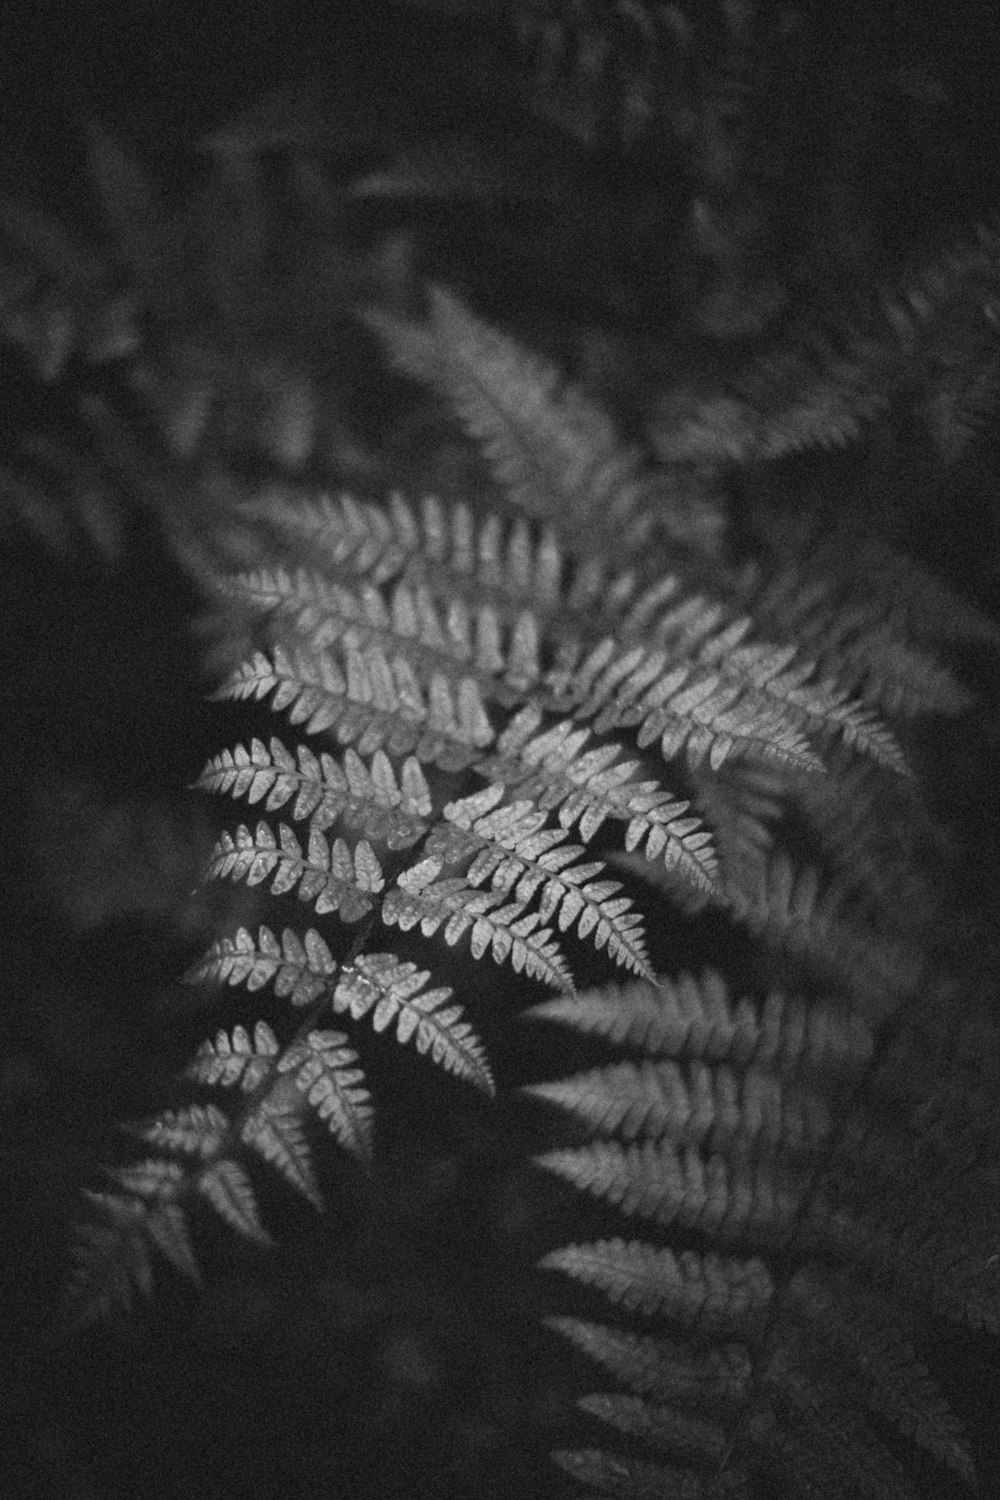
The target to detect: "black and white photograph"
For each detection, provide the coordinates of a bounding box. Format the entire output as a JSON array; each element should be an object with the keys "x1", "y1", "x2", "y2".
[{"x1": 1, "y1": 3, "x2": 998, "y2": 1496}]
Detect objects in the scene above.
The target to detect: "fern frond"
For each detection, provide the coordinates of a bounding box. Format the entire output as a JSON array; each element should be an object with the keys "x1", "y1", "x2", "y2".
[
  {"x1": 524, "y1": 976, "x2": 874, "y2": 1080},
  {"x1": 40, "y1": 39, "x2": 999, "y2": 1496},
  {"x1": 508, "y1": 0, "x2": 688, "y2": 152},
  {"x1": 214, "y1": 642, "x2": 494, "y2": 770},
  {"x1": 761, "y1": 1350, "x2": 919, "y2": 1500},
  {"x1": 185, "y1": 925, "x2": 337, "y2": 1007},
  {"x1": 480, "y1": 708, "x2": 719, "y2": 894},
  {"x1": 70, "y1": 1154, "x2": 269, "y2": 1323},
  {"x1": 186, "y1": 1020, "x2": 281, "y2": 1091},
  {"x1": 204, "y1": 821, "x2": 384, "y2": 921},
  {"x1": 792, "y1": 758, "x2": 944, "y2": 935},
  {"x1": 0, "y1": 441, "x2": 128, "y2": 560},
  {"x1": 367, "y1": 286, "x2": 655, "y2": 550},
  {"x1": 218, "y1": 565, "x2": 545, "y2": 708},
  {"x1": 527, "y1": 1058, "x2": 832, "y2": 1157},
  {"x1": 652, "y1": 321, "x2": 890, "y2": 466},
  {"x1": 688, "y1": 758, "x2": 783, "y2": 906},
  {"x1": 791, "y1": 1268, "x2": 978, "y2": 1486},
  {"x1": 352, "y1": 128, "x2": 576, "y2": 207},
  {"x1": 211, "y1": 489, "x2": 906, "y2": 785},
  {"x1": 196, "y1": 1158, "x2": 272, "y2": 1243},
  {"x1": 196, "y1": 738, "x2": 432, "y2": 849},
  {"x1": 814, "y1": 1112, "x2": 1000, "y2": 1333},
  {"x1": 749, "y1": 551, "x2": 977, "y2": 719},
  {"x1": 83, "y1": 1021, "x2": 372, "y2": 1300},
  {"x1": 332, "y1": 952, "x2": 493, "y2": 1093},
  {"x1": 748, "y1": 506, "x2": 1000, "y2": 672},
  {"x1": 236, "y1": 488, "x2": 570, "y2": 625},
  {"x1": 276, "y1": 1029, "x2": 373, "y2": 1159},
  {"x1": 551, "y1": 1443, "x2": 726, "y2": 1497},
  {"x1": 923, "y1": 318, "x2": 1000, "y2": 464},
  {"x1": 653, "y1": 214, "x2": 1000, "y2": 475},
  {"x1": 428, "y1": 785, "x2": 654, "y2": 979},
  {"x1": 885, "y1": 217, "x2": 1000, "y2": 463},
  {"x1": 724, "y1": 852, "x2": 925, "y2": 1021},
  {"x1": 545, "y1": 634, "x2": 826, "y2": 775},
  {"x1": 540, "y1": 1239, "x2": 773, "y2": 1334},
  {"x1": 138, "y1": 1103, "x2": 231, "y2": 1159},
  {"x1": 576, "y1": 1391, "x2": 729, "y2": 1469},
  {"x1": 240, "y1": 1098, "x2": 321, "y2": 1208},
  {"x1": 663, "y1": 616, "x2": 910, "y2": 774},
  {"x1": 546, "y1": 1317, "x2": 752, "y2": 1408},
  {"x1": 382, "y1": 858, "x2": 574, "y2": 990},
  {"x1": 534, "y1": 1140, "x2": 802, "y2": 1241},
  {"x1": 67, "y1": 1188, "x2": 197, "y2": 1329},
  {"x1": 0, "y1": 184, "x2": 137, "y2": 379}
]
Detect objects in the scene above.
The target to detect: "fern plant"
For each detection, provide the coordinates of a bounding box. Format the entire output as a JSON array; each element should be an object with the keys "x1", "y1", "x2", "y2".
[
  {"x1": 2, "y1": 4, "x2": 998, "y2": 1497},
  {"x1": 57, "y1": 267, "x2": 998, "y2": 1497}
]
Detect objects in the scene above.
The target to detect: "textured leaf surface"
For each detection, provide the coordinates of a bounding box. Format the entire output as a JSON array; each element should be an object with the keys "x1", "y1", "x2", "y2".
[
  {"x1": 278, "y1": 1029, "x2": 373, "y2": 1159},
  {"x1": 215, "y1": 642, "x2": 494, "y2": 769},
  {"x1": 431, "y1": 788, "x2": 654, "y2": 979},
  {"x1": 186, "y1": 1020, "x2": 280, "y2": 1091},
  {"x1": 333, "y1": 953, "x2": 493, "y2": 1093},
  {"x1": 197, "y1": 738, "x2": 432, "y2": 848},
  {"x1": 383, "y1": 861, "x2": 574, "y2": 991},
  {"x1": 185, "y1": 925, "x2": 338, "y2": 1007},
  {"x1": 205, "y1": 821, "x2": 383, "y2": 921}
]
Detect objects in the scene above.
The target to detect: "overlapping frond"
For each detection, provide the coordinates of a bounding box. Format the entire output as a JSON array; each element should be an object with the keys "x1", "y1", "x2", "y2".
[
  {"x1": 742, "y1": 511, "x2": 993, "y2": 718},
  {"x1": 650, "y1": 321, "x2": 891, "y2": 467},
  {"x1": 367, "y1": 285, "x2": 657, "y2": 551},
  {"x1": 213, "y1": 641, "x2": 494, "y2": 770},
  {"x1": 429, "y1": 784, "x2": 654, "y2": 979},
  {"x1": 527, "y1": 950, "x2": 989, "y2": 1497},
  {"x1": 723, "y1": 851, "x2": 925, "y2": 1023},
  {"x1": 196, "y1": 738, "x2": 433, "y2": 848},
  {"x1": 205, "y1": 821, "x2": 385, "y2": 921},
  {"x1": 651, "y1": 217, "x2": 1000, "y2": 471},
  {"x1": 479, "y1": 709, "x2": 719, "y2": 893},
  {"x1": 227, "y1": 488, "x2": 571, "y2": 623},
  {"x1": 789, "y1": 1268, "x2": 978, "y2": 1486},
  {"x1": 332, "y1": 952, "x2": 494, "y2": 1092},
  {"x1": 187, "y1": 924, "x2": 338, "y2": 1006}
]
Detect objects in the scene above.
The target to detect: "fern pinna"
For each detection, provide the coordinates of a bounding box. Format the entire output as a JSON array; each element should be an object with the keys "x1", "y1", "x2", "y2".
[{"x1": 61, "y1": 269, "x2": 999, "y2": 1497}]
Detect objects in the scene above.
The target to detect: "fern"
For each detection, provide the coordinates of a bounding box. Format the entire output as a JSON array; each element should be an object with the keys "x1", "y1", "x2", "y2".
[
  {"x1": 66, "y1": 303, "x2": 941, "y2": 1326},
  {"x1": 525, "y1": 954, "x2": 999, "y2": 1495},
  {"x1": 3, "y1": 5, "x2": 998, "y2": 1497},
  {"x1": 64, "y1": 228, "x2": 995, "y2": 1500},
  {"x1": 64, "y1": 284, "x2": 993, "y2": 1500}
]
